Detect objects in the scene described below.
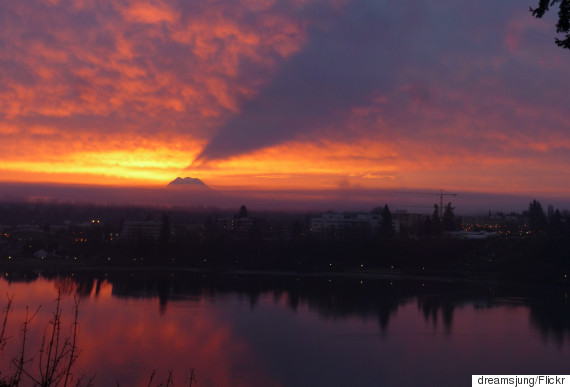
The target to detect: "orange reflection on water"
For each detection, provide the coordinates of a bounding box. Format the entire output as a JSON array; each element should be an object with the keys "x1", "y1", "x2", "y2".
[
  {"x1": 0, "y1": 278, "x2": 278, "y2": 387},
  {"x1": 1, "y1": 276, "x2": 570, "y2": 386}
]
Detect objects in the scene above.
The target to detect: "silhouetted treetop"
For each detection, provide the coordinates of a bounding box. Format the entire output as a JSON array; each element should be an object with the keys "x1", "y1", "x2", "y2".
[
  {"x1": 531, "y1": 0, "x2": 570, "y2": 49},
  {"x1": 528, "y1": 199, "x2": 547, "y2": 233},
  {"x1": 238, "y1": 205, "x2": 248, "y2": 219},
  {"x1": 431, "y1": 204, "x2": 442, "y2": 235},
  {"x1": 442, "y1": 202, "x2": 456, "y2": 232}
]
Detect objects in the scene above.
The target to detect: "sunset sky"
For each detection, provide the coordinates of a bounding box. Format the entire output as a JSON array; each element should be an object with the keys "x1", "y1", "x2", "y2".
[{"x1": 1, "y1": 0, "x2": 569, "y2": 200}]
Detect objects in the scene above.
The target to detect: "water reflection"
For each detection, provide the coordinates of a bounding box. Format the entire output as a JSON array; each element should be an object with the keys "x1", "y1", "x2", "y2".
[
  {"x1": 529, "y1": 291, "x2": 570, "y2": 345},
  {"x1": 4, "y1": 270, "x2": 570, "y2": 340},
  {"x1": 0, "y1": 270, "x2": 568, "y2": 386}
]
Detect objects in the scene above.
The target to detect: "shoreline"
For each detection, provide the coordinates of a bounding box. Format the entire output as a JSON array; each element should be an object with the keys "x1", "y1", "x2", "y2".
[{"x1": 0, "y1": 257, "x2": 564, "y2": 288}]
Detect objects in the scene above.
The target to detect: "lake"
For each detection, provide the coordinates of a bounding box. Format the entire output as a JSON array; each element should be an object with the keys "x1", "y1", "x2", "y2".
[{"x1": 0, "y1": 270, "x2": 567, "y2": 386}]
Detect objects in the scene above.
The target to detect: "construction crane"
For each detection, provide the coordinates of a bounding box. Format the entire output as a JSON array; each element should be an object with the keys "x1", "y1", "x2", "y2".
[
  {"x1": 395, "y1": 189, "x2": 458, "y2": 218},
  {"x1": 437, "y1": 189, "x2": 457, "y2": 218}
]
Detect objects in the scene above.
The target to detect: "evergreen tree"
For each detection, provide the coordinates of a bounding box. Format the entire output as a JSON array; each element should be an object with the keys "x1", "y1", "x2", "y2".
[
  {"x1": 442, "y1": 202, "x2": 456, "y2": 231},
  {"x1": 238, "y1": 205, "x2": 248, "y2": 219},
  {"x1": 528, "y1": 200, "x2": 547, "y2": 234},
  {"x1": 380, "y1": 204, "x2": 394, "y2": 238},
  {"x1": 160, "y1": 212, "x2": 171, "y2": 247},
  {"x1": 432, "y1": 204, "x2": 442, "y2": 235},
  {"x1": 548, "y1": 207, "x2": 564, "y2": 237},
  {"x1": 531, "y1": 0, "x2": 570, "y2": 49}
]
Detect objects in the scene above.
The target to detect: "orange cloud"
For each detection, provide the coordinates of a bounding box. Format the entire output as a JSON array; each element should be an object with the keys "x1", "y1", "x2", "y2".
[
  {"x1": 0, "y1": 0, "x2": 305, "y2": 122},
  {"x1": 121, "y1": 2, "x2": 178, "y2": 24},
  {"x1": 0, "y1": 0, "x2": 308, "y2": 188}
]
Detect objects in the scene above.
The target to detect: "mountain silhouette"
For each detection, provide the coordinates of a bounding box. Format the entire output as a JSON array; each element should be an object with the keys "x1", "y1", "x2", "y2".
[{"x1": 168, "y1": 177, "x2": 208, "y2": 187}]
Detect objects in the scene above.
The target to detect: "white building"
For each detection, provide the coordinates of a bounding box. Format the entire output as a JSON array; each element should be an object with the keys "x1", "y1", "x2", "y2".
[{"x1": 311, "y1": 212, "x2": 397, "y2": 238}]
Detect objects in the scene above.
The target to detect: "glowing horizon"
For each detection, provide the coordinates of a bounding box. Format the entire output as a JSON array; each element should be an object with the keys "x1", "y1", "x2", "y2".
[{"x1": 1, "y1": 0, "x2": 569, "y2": 201}]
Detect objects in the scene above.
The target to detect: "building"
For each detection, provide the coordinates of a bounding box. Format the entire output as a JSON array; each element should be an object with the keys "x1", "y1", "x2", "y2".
[
  {"x1": 392, "y1": 210, "x2": 423, "y2": 229},
  {"x1": 217, "y1": 217, "x2": 255, "y2": 236},
  {"x1": 12, "y1": 225, "x2": 44, "y2": 243},
  {"x1": 311, "y1": 212, "x2": 394, "y2": 239},
  {"x1": 121, "y1": 220, "x2": 162, "y2": 241}
]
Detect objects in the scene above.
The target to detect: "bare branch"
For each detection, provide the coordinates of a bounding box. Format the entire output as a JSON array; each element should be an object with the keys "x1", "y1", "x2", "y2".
[
  {"x1": 0, "y1": 294, "x2": 14, "y2": 351},
  {"x1": 147, "y1": 370, "x2": 156, "y2": 387},
  {"x1": 64, "y1": 295, "x2": 81, "y2": 387}
]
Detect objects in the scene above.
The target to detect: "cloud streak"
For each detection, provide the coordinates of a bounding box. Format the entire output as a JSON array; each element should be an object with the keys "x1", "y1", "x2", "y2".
[
  {"x1": 194, "y1": 0, "x2": 397, "y2": 163},
  {"x1": 193, "y1": 0, "x2": 570, "y2": 170}
]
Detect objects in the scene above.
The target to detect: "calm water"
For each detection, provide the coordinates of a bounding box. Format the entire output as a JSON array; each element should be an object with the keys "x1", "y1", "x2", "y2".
[{"x1": 0, "y1": 271, "x2": 568, "y2": 386}]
